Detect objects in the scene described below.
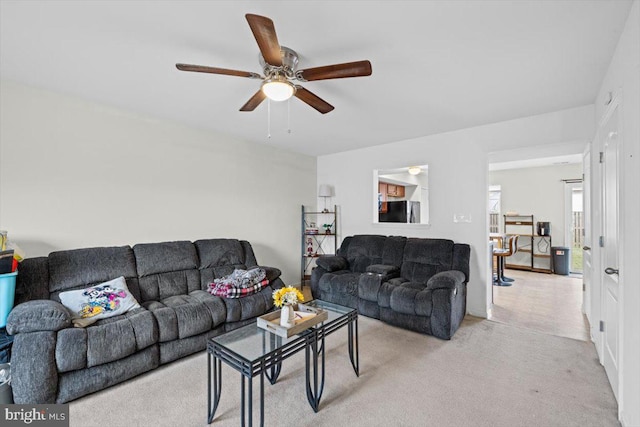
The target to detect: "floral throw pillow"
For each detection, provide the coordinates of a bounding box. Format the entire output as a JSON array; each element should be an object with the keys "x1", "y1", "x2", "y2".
[{"x1": 59, "y1": 276, "x2": 141, "y2": 328}]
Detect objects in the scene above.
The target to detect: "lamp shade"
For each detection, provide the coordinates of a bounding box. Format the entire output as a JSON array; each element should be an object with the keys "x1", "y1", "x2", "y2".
[{"x1": 318, "y1": 184, "x2": 333, "y2": 197}]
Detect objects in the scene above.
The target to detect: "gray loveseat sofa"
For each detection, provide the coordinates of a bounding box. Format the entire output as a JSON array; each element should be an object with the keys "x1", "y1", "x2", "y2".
[
  {"x1": 311, "y1": 235, "x2": 470, "y2": 340},
  {"x1": 6, "y1": 238, "x2": 284, "y2": 403}
]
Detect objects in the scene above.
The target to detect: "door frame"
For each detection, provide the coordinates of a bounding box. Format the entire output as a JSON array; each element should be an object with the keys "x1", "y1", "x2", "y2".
[{"x1": 582, "y1": 148, "x2": 591, "y2": 320}]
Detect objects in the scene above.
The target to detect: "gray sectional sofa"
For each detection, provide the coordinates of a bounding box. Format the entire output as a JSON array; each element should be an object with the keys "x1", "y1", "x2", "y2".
[
  {"x1": 311, "y1": 235, "x2": 470, "y2": 340},
  {"x1": 6, "y1": 238, "x2": 284, "y2": 403}
]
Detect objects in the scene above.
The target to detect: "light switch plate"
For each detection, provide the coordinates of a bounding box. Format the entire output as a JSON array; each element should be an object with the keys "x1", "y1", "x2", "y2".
[{"x1": 453, "y1": 214, "x2": 472, "y2": 223}]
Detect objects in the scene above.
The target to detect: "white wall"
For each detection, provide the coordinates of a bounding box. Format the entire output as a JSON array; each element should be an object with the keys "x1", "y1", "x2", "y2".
[
  {"x1": 592, "y1": 1, "x2": 640, "y2": 425},
  {"x1": 318, "y1": 104, "x2": 594, "y2": 317},
  {"x1": 489, "y1": 163, "x2": 583, "y2": 247},
  {"x1": 0, "y1": 80, "x2": 317, "y2": 285}
]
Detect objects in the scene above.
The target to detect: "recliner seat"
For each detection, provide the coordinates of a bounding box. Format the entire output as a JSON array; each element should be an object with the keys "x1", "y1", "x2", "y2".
[
  {"x1": 311, "y1": 235, "x2": 470, "y2": 340},
  {"x1": 6, "y1": 238, "x2": 284, "y2": 403}
]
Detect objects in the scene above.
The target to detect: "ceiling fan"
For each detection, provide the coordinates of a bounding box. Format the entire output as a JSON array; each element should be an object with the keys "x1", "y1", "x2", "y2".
[{"x1": 176, "y1": 14, "x2": 372, "y2": 114}]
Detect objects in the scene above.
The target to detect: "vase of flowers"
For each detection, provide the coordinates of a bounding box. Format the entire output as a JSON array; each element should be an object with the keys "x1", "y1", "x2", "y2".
[{"x1": 273, "y1": 286, "x2": 305, "y2": 328}]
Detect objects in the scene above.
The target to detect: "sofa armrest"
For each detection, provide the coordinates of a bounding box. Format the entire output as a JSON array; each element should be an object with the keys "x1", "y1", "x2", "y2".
[
  {"x1": 310, "y1": 266, "x2": 327, "y2": 299},
  {"x1": 316, "y1": 255, "x2": 348, "y2": 272},
  {"x1": 366, "y1": 264, "x2": 400, "y2": 278},
  {"x1": 255, "y1": 266, "x2": 282, "y2": 282},
  {"x1": 426, "y1": 270, "x2": 466, "y2": 291},
  {"x1": 6, "y1": 300, "x2": 72, "y2": 334}
]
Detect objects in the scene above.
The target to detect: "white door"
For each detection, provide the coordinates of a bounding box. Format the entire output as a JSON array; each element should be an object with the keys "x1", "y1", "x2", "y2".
[
  {"x1": 583, "y1": 149, "x2": 592, "y2": 321},
  {"x1": 601, "y1": 105, "x2": 621, "y2": 400}
]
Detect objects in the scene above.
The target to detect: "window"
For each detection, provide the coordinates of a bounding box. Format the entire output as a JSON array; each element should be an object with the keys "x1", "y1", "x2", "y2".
[{"x1": 488, "y1": 185, "x2": 501, "y2": 233}]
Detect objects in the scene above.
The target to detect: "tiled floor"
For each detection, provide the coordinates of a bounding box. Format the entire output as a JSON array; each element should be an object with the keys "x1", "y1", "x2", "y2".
[{"x1": 490, "y1": 269, "x2": 591, "y2": 341}]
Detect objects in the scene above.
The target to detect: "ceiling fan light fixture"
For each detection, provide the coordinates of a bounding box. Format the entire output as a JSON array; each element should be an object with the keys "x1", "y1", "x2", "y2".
[
  {"x1": 408, "y1": 166, "x2": 421, "y2": 175},
  {"x1": 261, "y1": 76, "x2": 295, "y2": 101}
]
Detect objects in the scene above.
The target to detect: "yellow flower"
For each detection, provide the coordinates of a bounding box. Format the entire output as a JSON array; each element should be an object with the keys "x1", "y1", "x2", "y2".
[{"x1": 272, "y1": 286, "x2": 304, "y2": 307}]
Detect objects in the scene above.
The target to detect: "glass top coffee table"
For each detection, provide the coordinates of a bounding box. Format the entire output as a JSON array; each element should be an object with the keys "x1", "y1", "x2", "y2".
[{"x1": 207, "y1": 299, "x2": 359, "y2": 426}]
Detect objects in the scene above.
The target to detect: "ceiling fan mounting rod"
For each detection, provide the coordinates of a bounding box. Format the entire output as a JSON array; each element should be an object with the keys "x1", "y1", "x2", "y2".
[{"x1": 260, "y1": 46, "x2": 299, "y2": 81}]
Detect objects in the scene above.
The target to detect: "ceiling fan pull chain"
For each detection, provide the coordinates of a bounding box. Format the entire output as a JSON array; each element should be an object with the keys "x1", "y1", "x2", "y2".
[
  {"x1": 267, "y1": 99, "x2": 271, "y2": 139},
  {"x1": 287, "y1": 98, "x2": 292, "y2": 134}
]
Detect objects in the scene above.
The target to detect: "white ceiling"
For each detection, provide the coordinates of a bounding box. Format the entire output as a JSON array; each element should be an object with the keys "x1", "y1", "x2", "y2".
[{"x1": 0, "y1": 1, "x2": 632, "y2": 157}]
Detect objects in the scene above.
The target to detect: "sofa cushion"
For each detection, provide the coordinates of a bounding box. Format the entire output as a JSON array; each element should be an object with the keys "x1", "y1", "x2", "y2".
[
  {"x1": 55, "y1": 327, "x2": 87, "y2": 373},
  {"x1": 341, "y1": 235, "x2": 387, "y2": 273},
  {"x1": 381, "y1": 236, "x2": 407, "y2": 266},
  {"x1": 157, "y1": 295, "x2": 211, "y2": 341},
  {"x1": 86, "y1": 316, "x2": 137, "y2": 367},
  {"x1": 143, "y1": 292, "x2": 227, "y2": 342},
  {"x1": 54, "y1": 307, "x2": 157, "y2": 372},
  {"x1": 390, "y1": 282, "x2": 433, "y2": 316},
  {"x1": 196, "y1": 239, "x2": 245, "y2": 268},
  {"x1": 319, "y1": 271, "x2": 360, "y2": 297},
  {"x1": 134, "y1": 241, "x2": 198, "y2": 276},
  {"x1": 14, "y1": 256, "x2": 50, "y2": 304},
  {"x1": 48, "y1": 246, "x2": 139, "y2": 298},
  {"x1": 188, "y1": 290, "x2": 227, "y2": 326},
  {"x1": 452, "y1": 243, "x2": 471, "y2": 282},
  {"x1": 194, "y1": 239, "x2": 248, "y2": 288},
  {"x1": 134, "y1": 241, "x2": 200, "y2": 302},
  {"x1": 137, "y1": 270, "x2": 201, "y2": 303},
  {"x1": 400, "y1": 239, "x2": 455, "y2": 283},
  {"x1": 223, "y1": 286, "x2": 272, "y2": 322},
  {"x1": 377, "y1": 279, "x2": 407, "y2": 308},
  {"x1": 357, "y1": 274, "x2": 378, "y2": 302}
]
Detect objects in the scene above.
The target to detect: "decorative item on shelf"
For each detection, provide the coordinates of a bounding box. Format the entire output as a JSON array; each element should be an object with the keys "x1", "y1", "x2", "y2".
[
  {"x1": 305, "y1": 221, "x2": 319, "y2": 234},
  {"x1": 318, "y1": 184, "x2": 334, "y2": 213},
  {"x1": 272, "y1": 286, "x2": 305, "y2": 328},
  {"x1": 322, "y1": 223, "x2": 332, "y2": 234},
  {"x1": 306, "y1": 237, "x2": 314, "y2": 256}
]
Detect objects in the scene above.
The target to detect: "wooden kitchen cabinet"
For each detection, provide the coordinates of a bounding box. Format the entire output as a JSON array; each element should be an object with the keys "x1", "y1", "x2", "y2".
[
  {"x1": 378, "y1": 182, "x2": 388, "y2": 212},
  {"x1": 387, "y1": 184, "x2": 405, "y2": 197},
  {"x1": 378, "y1": 182, "x2": 406, "y2": 213}
]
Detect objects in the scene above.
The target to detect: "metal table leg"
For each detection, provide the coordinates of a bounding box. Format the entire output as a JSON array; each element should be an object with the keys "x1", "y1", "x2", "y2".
[
  {"x1": 305, "y1": 329, "x2": 325, "y2": 412},
  {"x1": 348, "y1": 315, "x2": 359, "y2": 377},
  {"x1": 263, "y1": 332, "x2": 282, "y2": 385},
  {"x1": 208, "y1": 352, "x2": 222, "y2": 424},
  {"x1": 239, "y1": 367, "x2": 264, "y2": 427}
]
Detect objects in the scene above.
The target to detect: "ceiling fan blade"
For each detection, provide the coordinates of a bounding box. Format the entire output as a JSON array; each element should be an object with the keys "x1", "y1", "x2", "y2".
[
  {"x1": 294, "y1": 87, "x2": 334, "y2": 114},
  {"x1": 297, "y1": 60, "x2": 372, "y2": 81},
  {"x1": 245, "y1": 14, "x2": 283, "y2": 67},
  {"x1": 240, "y1": 90, "x2": 267, "y2": 112},
  {"x1": 176, "y1": 64, "x2": 261, "y2": 79}
]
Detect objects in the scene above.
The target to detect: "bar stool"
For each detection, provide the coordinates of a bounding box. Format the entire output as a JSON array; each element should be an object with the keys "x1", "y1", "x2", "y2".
[{"x1": 493, "y1": 235, "x2": 518, "y2": 286}]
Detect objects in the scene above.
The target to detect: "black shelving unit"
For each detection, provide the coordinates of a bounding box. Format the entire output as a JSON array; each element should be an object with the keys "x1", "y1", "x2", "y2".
[
  {"x1": 301, "y1": 205, "x2": 337, "y2": 288},
  {"x1": 504, "y1": 214, "x2": 552, "y2": 273}
]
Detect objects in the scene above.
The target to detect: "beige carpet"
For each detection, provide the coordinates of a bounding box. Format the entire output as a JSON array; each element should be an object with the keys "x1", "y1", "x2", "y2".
[{"x1": 69, "y1": 316, "x2": 617, "y2": 427}]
